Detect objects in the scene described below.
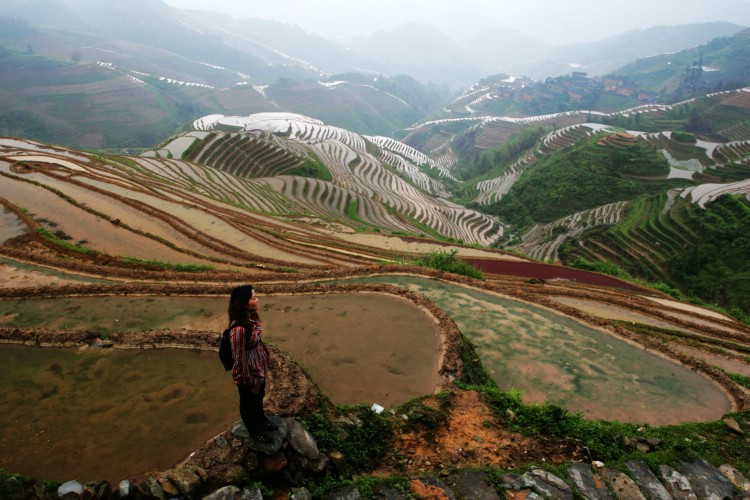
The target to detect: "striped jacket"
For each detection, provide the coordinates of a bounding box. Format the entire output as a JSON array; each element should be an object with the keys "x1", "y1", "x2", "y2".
[{"x1": 230, "y1": 320, "x2": 269, "y2": 392}]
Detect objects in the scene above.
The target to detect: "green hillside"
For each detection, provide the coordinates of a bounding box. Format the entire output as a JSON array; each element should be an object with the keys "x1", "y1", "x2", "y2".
[
  {"x1": 615, "y1": 28, "x2": 750, "y2": 99},
  {"x1": 0, "y1": 48, "x2": 189, "y2": 148},
  {"x1": 484, "y1": 133, "x2": 688, "y2": 230},
  {"x1": 558, "y1": 194, "x2": 750, "y2": 318}
]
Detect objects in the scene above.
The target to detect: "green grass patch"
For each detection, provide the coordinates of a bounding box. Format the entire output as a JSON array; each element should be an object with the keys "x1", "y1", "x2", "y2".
[
  {"x1": 724, "y1": 371, "x2": 750, "y2": 389},
  {"x1": 413, "y1": 250, "x2": 484, "y2": 280},
  {"x1": 121, "y1": 257, "x2": 213, "y2": 273},
  {"x1": 459, "y1": 335, "x2": 496, "y2": 387},
  {"x1": 37, "y1": 228, "x2": 92, "y2": 254},
  {"x1": 286, "y1": 155, "x2": 333, "y2": 182},
  {"x1": 469, "y1": 384, "x2": 750, "y2": 468},
  {"x1": 303, "y1": 405, "x2": 393, "y2": 475},
  {"x1": 566, "y1": 256, "x2": 634, "y2": 280}
]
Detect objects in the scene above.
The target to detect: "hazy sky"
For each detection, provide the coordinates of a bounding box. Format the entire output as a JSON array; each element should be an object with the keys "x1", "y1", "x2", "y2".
[{"x1": 162, "y1": 0, "x2": 750, "y2": 45}]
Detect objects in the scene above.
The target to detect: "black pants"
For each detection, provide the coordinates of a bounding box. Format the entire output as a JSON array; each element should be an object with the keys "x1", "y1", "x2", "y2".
[{"x1": 237, "y1": 382, "x2": 266, "y2": 433}]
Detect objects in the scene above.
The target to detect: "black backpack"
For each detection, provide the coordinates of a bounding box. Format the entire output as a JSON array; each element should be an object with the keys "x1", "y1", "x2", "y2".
[{"x1": 219, "y1": 327, "x2": 234, "y2": 371}]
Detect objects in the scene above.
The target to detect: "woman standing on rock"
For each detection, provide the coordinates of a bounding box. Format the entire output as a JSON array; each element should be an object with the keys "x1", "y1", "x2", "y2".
[{"x1": 227, "y1": 284, "x2": 277, "y2": 443}]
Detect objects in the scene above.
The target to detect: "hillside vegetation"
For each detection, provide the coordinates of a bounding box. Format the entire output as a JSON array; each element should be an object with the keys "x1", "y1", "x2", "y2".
[
  {"x1": 556, "y1": 193, "x2": 750, "y2": 318},
  {"x1": 484, "y1": 133, "x2": 683, "y2": 230},
  {"x1": 399, "y1": 87, "x2": 749, "y2": 317}
]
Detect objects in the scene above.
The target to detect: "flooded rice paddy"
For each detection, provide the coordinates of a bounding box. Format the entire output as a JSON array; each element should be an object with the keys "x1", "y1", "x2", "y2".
[
  {"x1": 553, "y1": 296, "x2": 746, "y2": 336},
  {"x1": 0, "y1": 292, "x2": 440, "y2": 481},
  {"x1": 549, "y1": 296, "x2": 696, "y2": 334},
  {"x1": 0, "y1": 207, "x2": 27, "y2": 243},
  {"x1": 0, "y1": 278, "x2": 735, "y2": 481},
  {"x1": 346, "y1": 276, "x2": 731, "y2": 425},
  {"x1": 0, "y1": 258, "x2": 110, "y2": 288},
  {"x1": 0, "y1": 176, "x2": 216, "y2": 266},
  {"x1": 0, "y1": 345, "x2": 235, "y2": 483},
  {"x1": 0, "y1": 294, "x2": 440, "y2": 408}
]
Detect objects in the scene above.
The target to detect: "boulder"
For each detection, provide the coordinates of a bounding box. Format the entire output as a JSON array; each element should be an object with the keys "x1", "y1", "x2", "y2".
[
  {"x1": 118, "y1": 479, "x2": 130, "y2": 498},
  {"x1": 328, "y1": 450, "x2": 349, "y2": 478},
  {"x1": 287, "y1": 419, "x2": 320, "y2": 459},
  {"x1": 599, "y1": 467, "x2": 646, "y2": 500},
  {"x1": 502, "y1": 473, "x2": 535, "y2": 491},
  {"x1": 57, "y1": 480, "x2": 83, "y2": 499},
  {"x1": 678, "y1": 459, "x2": 737, "y2": 499},
  {"x1": 524, "y1": 467, "x2": 573, "y2": 499},
  {"x1": 146, "y1": 476, "x2": 166, "y2": 500},
  {"x1": 231, "y1": 419, "x2": 285, "y2": 454},
  {"x1": 719, "y1": 464, "x2": 750, "y2": 492},
  {"x1": 723, "y1": 417, "x2": 744, "y2": 435},
  {"x1": 242, "y1": 485, "x2": 264, "y2": 499},
  {"x1": 167, "y1": 466, "x2": 205, "y2": 497},
  {"x1": 95, "y1": 481, "x2": 113, "y2": 500},
  {"x1": 156, "y1": 475, "x2": 181, "y2": 497},
  {"x1": 567, "y1": 462, "x2": 613, "y2": 500},
  {"x1": 625, "y1": 460, "x2": 671, "y2": 500},
  {"x1": 658, "y1": 465, "x2": 697, "y2": 500},
  {"x1": 290, "y1": 487, "x2": 313, "y2": 500},
  {"x1": 300, "y1": 452, "x2": 329, "y2": 473},
  {"x1": 451, "y1": 470, "x2": 500, "y2": 499},
  {"x1": 202, "y1": 485, "x2": 241, "y2": 500}
]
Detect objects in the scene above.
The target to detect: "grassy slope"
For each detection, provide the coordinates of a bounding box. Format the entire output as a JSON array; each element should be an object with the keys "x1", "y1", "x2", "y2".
[
  {"x1": 484, "y1": 134, "x2": 688, "y2": 230},
  {"x1": 0, "y1": 50, "x2": 196, "y2": 149}
]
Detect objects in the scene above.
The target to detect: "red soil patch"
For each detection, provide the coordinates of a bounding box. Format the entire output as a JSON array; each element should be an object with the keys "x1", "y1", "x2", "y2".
[
  {"x1": 372, "y1": 390, "x2": 582, "y2": 477},
  {"x1": 463, "y1": 258, "x2": 652, "y2": 294}
]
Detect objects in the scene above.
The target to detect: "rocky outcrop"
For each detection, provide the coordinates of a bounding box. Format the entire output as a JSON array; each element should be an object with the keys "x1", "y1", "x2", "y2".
[{"x1": 4, "y1": 434, "x2": 749, "y2": 499}]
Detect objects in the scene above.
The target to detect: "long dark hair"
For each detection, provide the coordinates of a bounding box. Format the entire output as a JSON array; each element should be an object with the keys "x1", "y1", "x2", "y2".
[{"x1": 228, "y1": 284, "x2": 260, "y2": 327}]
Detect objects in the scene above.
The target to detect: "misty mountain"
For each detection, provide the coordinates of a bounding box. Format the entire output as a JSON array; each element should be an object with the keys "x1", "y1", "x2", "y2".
[
  {"x1": 516, "y1": 22, "x2": 745, "y2": 79},
  {"x1": 461, "y1": 26, "x2": 549, "y2": 76},
  {"x1": 345, "y1": 23, "x2": 485, "y2": 87},
  {"x1": 3, "y1": 0, "x2": 322, "y2": 83},
  {"x1": 0, "y1": 15, "x2": 450, "y2": 150},
  {"x1": 614, "y1": 27, "x2": 750, "y2": 97},
  {"x1": 4, "y1": 0, "x2": 747, "y2": 88}
]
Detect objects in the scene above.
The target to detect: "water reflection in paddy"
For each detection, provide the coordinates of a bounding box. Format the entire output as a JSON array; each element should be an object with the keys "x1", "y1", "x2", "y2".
[
  {"x1": 348, "y1": 276, "x2": 731, "y2": 425},
  {"x1": 0, "y1": 207, "x2": 26, "y2": 243}
]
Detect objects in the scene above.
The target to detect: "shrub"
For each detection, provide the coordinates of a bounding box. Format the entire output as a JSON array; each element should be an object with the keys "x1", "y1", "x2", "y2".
[
  {"x1": 670, "y1": 130, "x2": 697, "y2": 144},
  {"x1": 568, "y1": 257, "x2": 632, "y2": 280},
  {"x1": 303, "y1": 406, "x2": 393, "y2": 473},
  {"x1": 415, "y1": 250, "x2": 484, "y2": 279}
]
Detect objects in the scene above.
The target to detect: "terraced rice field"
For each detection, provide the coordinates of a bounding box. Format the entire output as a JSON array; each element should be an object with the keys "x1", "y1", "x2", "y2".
[
  {"x1": 341, "y1": 275, "x2": 732, "y2": 424},
  {"x1": 0, "y1": 345, "x2": 236, "y2": 484},
  {"x1": 174, "y1": 113, "x2": 504, "y2": 245},
  {"x1": 0, "y1": 290, "x2": 442, "y2": 482},
  {"x1": 473, "y1": 124, "x2": 611, "y2": 206},
  {"x1": 512, "y1": 201, "x2": 630, "y2": 262},
  {"x1": 4, "y1": 142, "x2": 443, "y2": 270},
  {"x1": 0, "y1": 208, "x2": 26, "y2": 243},
  {"x1": 473, "y1": 119, "x2": 524, "y2": 149}
]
